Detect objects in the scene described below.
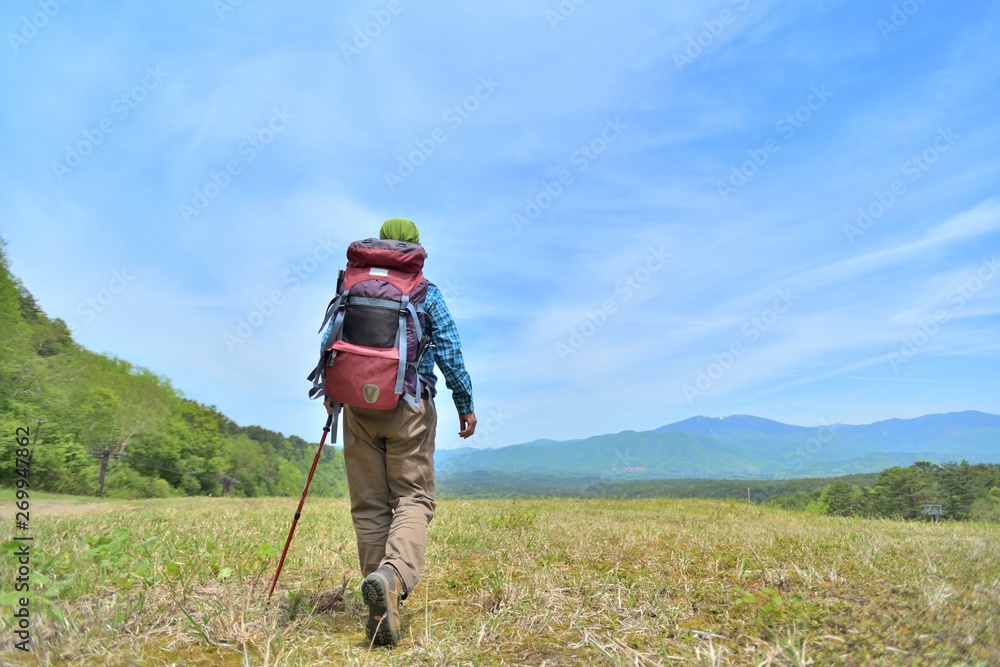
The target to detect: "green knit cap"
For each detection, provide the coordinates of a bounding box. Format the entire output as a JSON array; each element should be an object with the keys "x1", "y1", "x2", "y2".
[{"x1": 379, "y1": 218, "x2": 420, "y2": 244}]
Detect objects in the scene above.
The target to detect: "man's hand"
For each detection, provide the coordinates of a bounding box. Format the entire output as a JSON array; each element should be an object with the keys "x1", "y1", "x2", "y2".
[
  {"x1": 323, "y1": 399, "x2": 335, "y2": 415},
  {"x1": 458, "y1": 412, "x2": 477, "y2": 439}
]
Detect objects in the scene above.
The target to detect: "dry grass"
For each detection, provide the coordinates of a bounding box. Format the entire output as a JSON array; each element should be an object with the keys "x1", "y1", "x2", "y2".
[{"x1": 1, "y1": 496, "x2": 998, "y2": 666}]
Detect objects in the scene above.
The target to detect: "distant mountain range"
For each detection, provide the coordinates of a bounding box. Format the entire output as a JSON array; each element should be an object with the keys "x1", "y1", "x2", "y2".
[{"x1": 436, "y1": 411, "x2": 1000, "y2": 480}]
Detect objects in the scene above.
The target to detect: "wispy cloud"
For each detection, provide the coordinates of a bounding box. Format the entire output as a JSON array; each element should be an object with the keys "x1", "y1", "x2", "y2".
[{"x1": 2, "y1": 0, "x2": 998, "y2": 447}]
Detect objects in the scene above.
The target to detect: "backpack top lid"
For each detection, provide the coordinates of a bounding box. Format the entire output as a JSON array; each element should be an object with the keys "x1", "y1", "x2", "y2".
[
  {"x1": 344, "y1": 238, "x2": 426, "y2": 294},
  {"x1": 347, "y1": 238, "x2": 425, "y2": 272}
]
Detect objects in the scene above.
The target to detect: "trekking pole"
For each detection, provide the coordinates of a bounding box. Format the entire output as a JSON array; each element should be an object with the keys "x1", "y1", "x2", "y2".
[{"x1": 267, "y1": 412, "x2": 334, "y2": 600}]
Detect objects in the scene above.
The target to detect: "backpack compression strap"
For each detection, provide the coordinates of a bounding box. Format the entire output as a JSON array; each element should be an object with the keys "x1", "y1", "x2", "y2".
[
  {"x1": 336, "y1": 292, "x2": 422, "y2": 399},
  {"x1": 396, "y1": 295, "x2": 430, "y2": 402},
  {"x1": 309, "y1": 287, "x2": 429, "y2": 406},
  {"x1": 395, "y1": 295, "x2": 410, "y2": 396},
  {"x1": 320, "y1": 290, "x2": 350, "y2": 344},
  {"x1": 327, "y1": 401, "x2": 342, "y2": 444},
  {"x1": 406, "y1": 310, "x2": 433, "y2": 407},
  {"x1": 307, "y1": 291, "x2": 349, "y2": 401}
]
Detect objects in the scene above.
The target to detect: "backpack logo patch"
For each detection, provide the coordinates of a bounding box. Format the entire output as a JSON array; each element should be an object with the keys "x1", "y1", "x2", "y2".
[{"x1": 362, "y1": 384, "x2": 381, "y2": 404}]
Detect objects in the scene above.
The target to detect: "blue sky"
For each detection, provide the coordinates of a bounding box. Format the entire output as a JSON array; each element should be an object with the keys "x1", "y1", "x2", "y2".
[{"x1": 2, "y1": 0, "x2": 999, "y2": 449}]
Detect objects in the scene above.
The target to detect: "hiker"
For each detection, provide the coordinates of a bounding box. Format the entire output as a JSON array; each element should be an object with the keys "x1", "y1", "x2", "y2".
[{"x1": 318, "y1": 218, "x2": 476, "y2": 647}]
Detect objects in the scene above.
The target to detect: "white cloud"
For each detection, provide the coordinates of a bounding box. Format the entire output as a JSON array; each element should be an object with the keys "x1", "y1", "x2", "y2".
[{"x1": 3, "y1": 0, "x2": 999, "y2": 447}]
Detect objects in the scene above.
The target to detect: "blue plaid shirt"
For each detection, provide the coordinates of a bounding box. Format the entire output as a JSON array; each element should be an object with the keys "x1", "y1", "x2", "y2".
[
  {"x1": 419, "y1": 283, "x2": 474, "y2": 414},
  {"x1": 322, "y1": 282, "x2": 474, "y2": 414}
]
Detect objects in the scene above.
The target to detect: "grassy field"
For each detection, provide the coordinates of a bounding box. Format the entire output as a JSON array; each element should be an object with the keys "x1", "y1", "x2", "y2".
[{"x1": 1, "y1": 495, "x2": 998, "y2": 666}]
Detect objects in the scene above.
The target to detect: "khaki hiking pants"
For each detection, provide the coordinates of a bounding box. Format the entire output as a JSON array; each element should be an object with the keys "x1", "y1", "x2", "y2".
[{"x1": 343, "y1": 396, "x2": 437, "y2": 596}]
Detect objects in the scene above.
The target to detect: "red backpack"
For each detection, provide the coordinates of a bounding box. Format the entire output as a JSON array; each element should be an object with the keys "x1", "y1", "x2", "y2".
[{"x1": 308, "y1": 239, "x2": 432, "y2": 416}]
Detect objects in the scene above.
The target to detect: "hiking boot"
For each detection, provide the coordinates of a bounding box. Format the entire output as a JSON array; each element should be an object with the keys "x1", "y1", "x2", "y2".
[{"x1": 362, "y1": 565, "x2": 403, "y2": 647}]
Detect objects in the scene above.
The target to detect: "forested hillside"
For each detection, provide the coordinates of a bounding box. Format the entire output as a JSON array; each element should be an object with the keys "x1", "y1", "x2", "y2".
[
  {"x1": 0, "y1": 238, "x2": 345, "y2": 498},
  {"x1": 768, "y1": 461, "x2": 1000, "y2": 521}
]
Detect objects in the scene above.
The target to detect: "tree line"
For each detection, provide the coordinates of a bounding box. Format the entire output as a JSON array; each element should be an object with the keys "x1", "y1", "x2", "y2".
[
  {"x1": 436, "y1": 471, "x2": 883, "y2": 501},
  {"x1": 437, "y1": 467, "x2": 1000, "y2": 523},
  {"x1": 0, "y1": 238, "x2": 346, "y2": 499},
  {"x1": 767, "y1": 461, "x2": 1000, "y2": 522}
]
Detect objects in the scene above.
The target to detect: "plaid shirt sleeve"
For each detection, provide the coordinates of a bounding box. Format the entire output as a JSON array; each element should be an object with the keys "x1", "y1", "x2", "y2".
[{"x1": 423, "y1": 283, "x2": 474, "y2": 414}]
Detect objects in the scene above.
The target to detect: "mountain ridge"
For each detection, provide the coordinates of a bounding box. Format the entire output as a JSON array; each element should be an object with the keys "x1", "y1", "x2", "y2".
[{"x1": 439, "y1": 411, "x2": 1000, "y2": 480}]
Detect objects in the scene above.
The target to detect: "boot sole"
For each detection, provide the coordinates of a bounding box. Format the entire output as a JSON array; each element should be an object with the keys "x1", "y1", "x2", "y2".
[{"x1": 362, "y1": 572, "x2": 400, "y2": 647}]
